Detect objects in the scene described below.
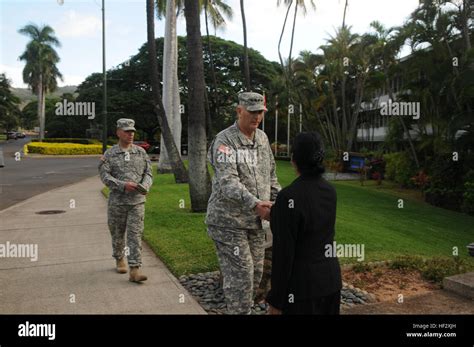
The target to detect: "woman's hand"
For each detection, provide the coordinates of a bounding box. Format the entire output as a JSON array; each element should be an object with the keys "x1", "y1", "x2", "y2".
[
  {"x1": 255, "y1": 201, "x2": 272, "y2": 221},
  {"x1": 267, "y1": 304, "x2": 282, "y2": 315}
]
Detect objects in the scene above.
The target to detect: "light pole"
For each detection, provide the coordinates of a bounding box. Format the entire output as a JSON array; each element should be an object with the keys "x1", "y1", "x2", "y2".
[
  {"x1": 101, "y1": 0, "x2": 107, "y2": 153},
  {"x1": 274, "y1": 95, "x2": 278, "y2": 157}
]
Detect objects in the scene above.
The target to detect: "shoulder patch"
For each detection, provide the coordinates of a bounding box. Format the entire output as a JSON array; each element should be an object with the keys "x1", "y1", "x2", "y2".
[{"x1": 217, "y1": 144, "x2": 231, "y2": 155}]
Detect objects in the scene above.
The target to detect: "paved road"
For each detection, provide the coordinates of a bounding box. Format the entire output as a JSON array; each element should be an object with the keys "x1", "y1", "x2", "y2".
[{"x1": 0, "y1": 137, "x2": 100, "y2": 210}]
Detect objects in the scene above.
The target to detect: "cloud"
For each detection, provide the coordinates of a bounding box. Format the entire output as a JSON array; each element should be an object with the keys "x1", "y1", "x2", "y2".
[
  {"x1": 0, "y1": 64, "x2": 27, "y2": 88},
  {"x1": 55, "y1": 10, "x2": 102, "y2": 38},
  {"x1": 59, "y1": 73, "x2": 84, "y2": 86}
]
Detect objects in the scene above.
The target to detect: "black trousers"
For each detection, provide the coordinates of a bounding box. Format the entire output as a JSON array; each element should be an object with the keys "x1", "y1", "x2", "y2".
[{"x1": 282, "y1": 291, "x2": 341, "y2": 315}]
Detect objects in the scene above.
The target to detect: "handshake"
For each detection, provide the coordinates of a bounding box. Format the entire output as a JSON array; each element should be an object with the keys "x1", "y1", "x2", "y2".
[{"x1": 254, "y1": 201, "x2": 273, "y2": 221}]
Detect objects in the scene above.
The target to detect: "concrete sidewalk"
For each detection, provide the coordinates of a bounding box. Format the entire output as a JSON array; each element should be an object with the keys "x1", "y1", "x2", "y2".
[{"x1": 0, "y1": 176, "x2": 205, "y2": 314}]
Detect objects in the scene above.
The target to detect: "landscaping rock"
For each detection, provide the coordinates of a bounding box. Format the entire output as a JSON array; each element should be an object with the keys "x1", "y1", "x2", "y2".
[{"x1": 179, "y1": 271, "x2": 375, "y2": 314}]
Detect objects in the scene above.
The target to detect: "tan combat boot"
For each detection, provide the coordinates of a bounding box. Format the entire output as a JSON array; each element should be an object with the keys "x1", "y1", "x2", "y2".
[
  {"x1": 129, "y1": 266, "x2": 147, "y2": 282},
  {"x1": 116, "y1": 258, "x2": 127, "y2": 274}
]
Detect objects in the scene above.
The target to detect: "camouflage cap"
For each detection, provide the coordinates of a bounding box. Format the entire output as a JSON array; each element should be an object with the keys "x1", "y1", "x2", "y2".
[
  {"x1": 116, "y1": 118, "x2": 136, "y2": 131},
  {"x1": 238, "y1": 92, "x2": 267, "y2": 112}
]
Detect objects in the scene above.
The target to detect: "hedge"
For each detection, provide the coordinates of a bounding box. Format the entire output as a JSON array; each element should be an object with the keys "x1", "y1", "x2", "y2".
[
  {"x1": 42, "y1": 138, "x2": 101, "y2": 145},
  {"x1": 25, "y1": 142, "x2": 106, "y2": 155}
]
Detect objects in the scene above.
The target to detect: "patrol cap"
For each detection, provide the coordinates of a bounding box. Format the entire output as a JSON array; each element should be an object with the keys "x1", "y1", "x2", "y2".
[
  {"x1": 116, "y1": 118, "x2": 136, "y2": 131},
  {"x1": 238, "y1": 92, "x2": 267, "y2": 112}
]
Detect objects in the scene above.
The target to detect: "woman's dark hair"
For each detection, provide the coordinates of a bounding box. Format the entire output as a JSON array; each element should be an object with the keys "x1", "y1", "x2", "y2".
[{"x1": 291, "y1": 132, "x2": 325, "y2": 177}]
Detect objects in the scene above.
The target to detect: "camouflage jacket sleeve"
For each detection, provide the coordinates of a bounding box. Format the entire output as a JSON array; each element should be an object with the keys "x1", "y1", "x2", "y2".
[
  {"x1": 98, "y1": 151, "x2": 126, "y2": 192},
  {"x1": 209, "y1": 139, "x2": 260, "y2": 210},
  {"x1": 269, "y1": 141, "x2": 282, "y2": 201},
  {"x1": 139, "y1": 149, "x2": 153, "y2": 191}
]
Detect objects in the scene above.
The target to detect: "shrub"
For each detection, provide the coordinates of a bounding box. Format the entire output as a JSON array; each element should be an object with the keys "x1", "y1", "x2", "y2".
[
  {"x1": 26, "y1": 142, "x2": 106, "y2": 155},
  {"x1": 424, "y1": 187, "x2": 464, "y2": 211},
  {"x1": 389, "y1": 256, "x2": 473, "y2": 284},
  {"x1": 383, "y1": 152, "x2": 416, "y2": 187},
  {"x1": 426, "y1": 153, "x2": 464, "y2": 191},
  {"x1": 352, "y1": 262, "x2": 372, "y2": 273},
  {"x1": 367, "y1": 158, "x2": 386, "y2": 179},
  {"x1": 421, "y1": 256, "x2": 472, "y2": 284},
  {"x1": 389, "y1": 255, "x2": 425, "y2": 271},
  {"x1": 461, "y1": 170, "x2": 474, "y2": 215},
  {"x1": 410, "y1": 170, "x2": 430, "y2": 191},
  {"x1": 42, "y1": 138, "x2": 101, "y2": 145}
]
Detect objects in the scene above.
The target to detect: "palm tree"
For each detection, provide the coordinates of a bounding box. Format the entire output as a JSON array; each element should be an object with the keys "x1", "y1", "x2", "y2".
[
  {"x1": 184, "y1": 0, "x2": 212, "y2": 211},
  {"x1": 277, "y1": 0, "x2": 316, "y2": 75},
  {"x1": 0, "y1": 74, "x2": 20, "y2": 131},
  {"x1": 368, "y1": 21, "x2": 420, "y2": 168},
  {"x1": 203, "y1": 0, "x2": 233, "y2": 138},
  {"x1": 277, "y1": 0, "x2": 316, "y2": 135},
  {"x1": 156, "y1": 0, "x2": 232, "y2": 170},
  {"x1": 277, "y1": 0, "x2": 293, "y2": 72},
  {"x1": 240, "y1": 0, "x2": 250, "y2": 91},
  {"x1": 157, "y1": 0, "x2": 182, "y2": 173},
  {"x1": 18, "y1": 24, "x2": 62, "y2": 141},
  {"x1": 146, "y1": 0, "x2": 188, "y2": 183}
]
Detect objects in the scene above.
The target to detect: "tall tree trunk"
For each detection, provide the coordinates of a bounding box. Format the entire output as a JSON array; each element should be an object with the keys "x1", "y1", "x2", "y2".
[
  {"x1": 288, "y1": 3, "x2": 298, "y2": 76},
  {"x1": 240, "y1": 0, "x2": 251, "y2": 91},
  {"x1": 38, "y1": 74, "x2": 44, "y2": 141},
  {"x1": 158, "y1": 0, "x2": 182, "y2": 173},
  {"x1": 146, "y1": 0, "x2": 188, "y2": 183},
  {"x1": 278, "y1": 1, "x2": 293, "y2": 71},
  {"x1": 278, "y1": 1, "x2": 293, "y2": 116},
  {"x1": 342, "y1": 0, "x2": 348, "y2": 29},
  {"x1": 204, "y1": 88, "x2": 213, "y2": 142},
  {"x1": 385, "y1": 72, "x2": 420, "y2": 168},
  {"x1": 347, "y1": 78, "x2": 365, "y2": 150},
  {"x1": 461, "y1": 0, "x2": 471, "y2": 51},
  {"x1": 184, "y1": 0, "x2": 211, "y2": 212},
  {"x1": 204, "y1": 0, "x2": 217, "y2": 138}
]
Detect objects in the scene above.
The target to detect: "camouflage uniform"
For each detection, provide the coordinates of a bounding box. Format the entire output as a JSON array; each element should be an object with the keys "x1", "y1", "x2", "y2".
[
  {"x1": 206, "y1": 93, "x2": 281, "y2": 314},
  {"x1": 98, "y1": 119, "x2": 153, "y2": 268}
]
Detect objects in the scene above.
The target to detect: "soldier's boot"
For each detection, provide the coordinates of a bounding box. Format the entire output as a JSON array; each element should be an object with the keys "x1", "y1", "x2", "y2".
[
  {"x1": 129, "y1": 266, "x2": 147, "y2": 282},
  {"x1": 116, "y1": 258, "x2": 127, "y2": 274}
]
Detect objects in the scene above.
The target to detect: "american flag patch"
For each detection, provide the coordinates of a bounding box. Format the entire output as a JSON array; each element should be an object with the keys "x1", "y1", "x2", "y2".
[{"x1": 217, "y1": 144, "x2": 231, "y2": 155}]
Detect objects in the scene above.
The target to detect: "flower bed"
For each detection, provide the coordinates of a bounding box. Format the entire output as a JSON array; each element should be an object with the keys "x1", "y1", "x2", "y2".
[{"x1": 25, "y1": 142, "x2": 105, "y2": 155}]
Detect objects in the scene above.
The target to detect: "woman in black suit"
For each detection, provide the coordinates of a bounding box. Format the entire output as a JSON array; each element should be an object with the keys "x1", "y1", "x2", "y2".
[{"x1": 266, "y1": 132, "x2": 342, "y2": 315}]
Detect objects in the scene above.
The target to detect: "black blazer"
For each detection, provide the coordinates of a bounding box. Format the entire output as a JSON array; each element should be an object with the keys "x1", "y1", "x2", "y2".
[{"x1": 266, "y1": 174, "x2": 342, "y2": 310}]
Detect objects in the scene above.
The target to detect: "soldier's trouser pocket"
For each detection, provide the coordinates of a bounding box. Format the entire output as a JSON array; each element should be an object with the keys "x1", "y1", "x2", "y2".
[
  {"x1": 209, "y1": 226, "x2": 265, "y2": 314},
  {"x1": 108, "y1": 204, "x2": 145, "y2": 266},
  {"x1": 125, "y1": 203, "x2": 145, "y2": 267}
]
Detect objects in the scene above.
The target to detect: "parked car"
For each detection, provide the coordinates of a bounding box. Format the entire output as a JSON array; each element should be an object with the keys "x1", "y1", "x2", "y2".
[
  {"x1": 133, "y1": 141, "x2": 151, "y2": 152},
  {"x1": 148, "y1": 144, "x2": 160, "y2": 154},
  {"x1": 16, "y1": 132, "x2": 26, "y2": 138},
  {"x1": 6, "y1": 131, "x2": 17, "y2": 140}
]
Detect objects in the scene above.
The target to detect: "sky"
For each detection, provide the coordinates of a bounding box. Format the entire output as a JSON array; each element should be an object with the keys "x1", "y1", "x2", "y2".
[{"x1": 0, "y1": 0, "x2": 420, "y2": 88}]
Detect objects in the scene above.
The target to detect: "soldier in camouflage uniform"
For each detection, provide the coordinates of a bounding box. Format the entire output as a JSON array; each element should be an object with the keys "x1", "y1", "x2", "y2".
[
  {"x1": 99, "y1": 118, "x2": 153, "y2": 283},
  {"x1": 206, "y1": 92, "x2": 281, "y2": 314}
]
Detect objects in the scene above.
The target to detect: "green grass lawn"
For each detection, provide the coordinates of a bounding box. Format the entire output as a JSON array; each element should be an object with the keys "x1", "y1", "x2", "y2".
[
  {"x1": 0, "y1": 134, "x2": 6, "y2": 141},
  {"x1": 105, "y1": 160, "x2": 474, "y2": 276}
]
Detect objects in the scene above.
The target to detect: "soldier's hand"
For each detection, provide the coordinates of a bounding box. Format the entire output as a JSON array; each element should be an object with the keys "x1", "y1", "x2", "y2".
[
  {"x1": 125, "y1": 182, "x2": 138, "y2": 192},
  {"x1": 255, "y1": 201, "x2": 272, "y2": 221}
]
